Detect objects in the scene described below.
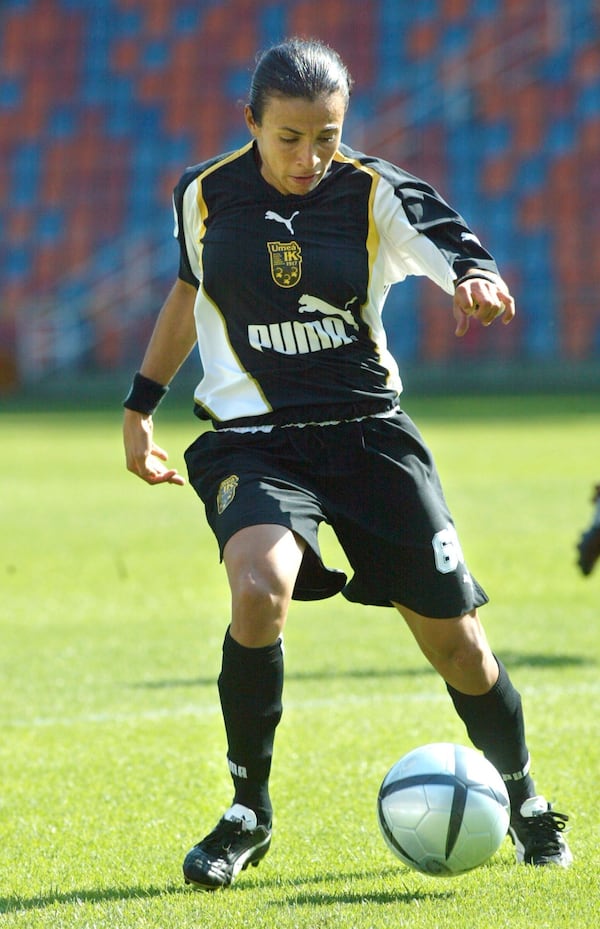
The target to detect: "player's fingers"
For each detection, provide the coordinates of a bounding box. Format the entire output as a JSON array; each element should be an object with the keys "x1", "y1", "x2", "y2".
[
  {"x1": 500, "y1": 294, "x2": 516, "y2": 325},
  {"x1": 474, "y1": 289, "x2": 515, "y2": 327},
  {"x1": 453, "y1": 306, "x2": 470, "y2": 338},
  {"x1": 137, "y1": 455, "x2": 186, "y2": 486},
  {"x1": 478, "y1": 301, "x2": 506, "y2": 326},
  {"x1": 456, "y1": 278, "x2": 512, "y2": 315},
  {"x1": 147, "y1": 469, "x2": 186, "y2": 486},
  {"x1": 151, "y1": 443, "x2": 169, "y2": 461},
  {"x1": 127, "y1": 448, "x2": 168, "y2": 479}
]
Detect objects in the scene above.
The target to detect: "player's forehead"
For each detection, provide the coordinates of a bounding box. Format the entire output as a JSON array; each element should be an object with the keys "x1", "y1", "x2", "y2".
[{"x1": 260, "y1": 91, "x2": 347, "y2": 132}]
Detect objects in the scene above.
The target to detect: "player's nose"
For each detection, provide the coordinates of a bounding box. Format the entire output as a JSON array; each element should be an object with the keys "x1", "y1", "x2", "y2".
[{"x1": 296, "y1": 141, "x2": 319, "y2": 169}]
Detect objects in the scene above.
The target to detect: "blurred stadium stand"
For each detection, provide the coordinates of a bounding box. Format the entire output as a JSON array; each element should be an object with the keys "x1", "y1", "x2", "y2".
[{"x1": 1, "y1": 0, "x2": 599, "y2": 394}]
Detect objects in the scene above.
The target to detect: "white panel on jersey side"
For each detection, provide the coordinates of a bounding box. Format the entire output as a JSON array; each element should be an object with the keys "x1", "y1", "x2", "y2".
[{"x1": 193, "y1": 288, "x2": 271, "y2": 421}]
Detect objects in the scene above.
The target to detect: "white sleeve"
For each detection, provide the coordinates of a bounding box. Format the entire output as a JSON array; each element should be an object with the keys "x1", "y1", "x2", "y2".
[
  {"x1": 374, "y1": 177, "x2": 457, "y2": 294},
  {"x1": 179, "y1": 181, "x2": 203, "y2": 285}
]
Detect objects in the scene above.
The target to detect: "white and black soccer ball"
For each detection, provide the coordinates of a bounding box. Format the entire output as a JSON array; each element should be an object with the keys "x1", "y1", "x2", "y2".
[{"x1": 377, "y1": 742, "x2": 510, "y2": 877}]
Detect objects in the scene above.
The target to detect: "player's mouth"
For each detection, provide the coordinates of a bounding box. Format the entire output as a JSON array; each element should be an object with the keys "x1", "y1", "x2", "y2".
[{"x1": 290, "y1": 173, "x2": 320, "y2": 187}]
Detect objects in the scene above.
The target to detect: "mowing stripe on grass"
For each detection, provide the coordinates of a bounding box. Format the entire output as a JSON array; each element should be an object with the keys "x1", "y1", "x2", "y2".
[{"x1": 3, "y1": 680, "x2": 599, "y2": 730}]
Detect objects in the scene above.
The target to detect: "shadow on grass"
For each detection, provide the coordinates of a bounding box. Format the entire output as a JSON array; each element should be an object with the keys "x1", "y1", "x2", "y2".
[
  {"x1": 129, "y1": 650, "x2": 594, "y2": 691},
  {"x1": 269, "y1": 887, "x2": 453, "y2": 906},
  {"x1": 247, "y1": 866, "x2": 454, "y2": 906},
  {"x1": 0, "y1": 883, "x2": 186, "y2": 915},
  {"x1": 497, "y1": 651, "x2": 596, "y2": 668},
  {"x1": 1, "y1": 869, "x2": 450, "y2": 914},
  {"x1": 128, "y1": 665, "x2": 437, "y2": 690}
]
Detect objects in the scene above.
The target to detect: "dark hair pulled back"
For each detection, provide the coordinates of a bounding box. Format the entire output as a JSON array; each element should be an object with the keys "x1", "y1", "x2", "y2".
[{"x1": 248, "y1": 37, "x2": 353, "y2": 125}]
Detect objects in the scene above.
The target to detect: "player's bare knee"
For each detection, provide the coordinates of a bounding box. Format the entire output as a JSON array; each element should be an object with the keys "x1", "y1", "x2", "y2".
[
  {"x1": 447, "y1": 640, "x2": 489, "y2": 676},
  {"x1": 231, "y1": 569, "x2": 291, "y2": 624}
]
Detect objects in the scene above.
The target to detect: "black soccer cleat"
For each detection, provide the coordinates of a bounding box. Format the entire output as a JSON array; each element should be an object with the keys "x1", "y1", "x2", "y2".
[
  {"x1": 183, "y1": 804, "x2": 272, "y2": 890},
  {"x1": 576, "y1": 485, "x2": 600, "y2": 576},
  {"x1": 508, "y1": 796, "x2": 572, "y2": 868}
]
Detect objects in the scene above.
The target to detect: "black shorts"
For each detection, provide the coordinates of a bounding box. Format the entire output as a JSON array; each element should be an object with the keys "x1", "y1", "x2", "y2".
[{"x1": 184, "y1": 410, "x2": 488, "y2": 618}]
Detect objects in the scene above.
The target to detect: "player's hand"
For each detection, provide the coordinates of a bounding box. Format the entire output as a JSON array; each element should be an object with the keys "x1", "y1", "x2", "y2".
[
  {"x1": 453, "y1": 274, "x2": 515, "y2": 337},
  {"x1": 123, "y1": 409, "x2": 186, "y2": 486}
]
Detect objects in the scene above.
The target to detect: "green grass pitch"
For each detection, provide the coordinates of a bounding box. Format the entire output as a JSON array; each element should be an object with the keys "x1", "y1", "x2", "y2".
[{"x1": 1, "y1": 394, "x2": 599, "y2": 928}]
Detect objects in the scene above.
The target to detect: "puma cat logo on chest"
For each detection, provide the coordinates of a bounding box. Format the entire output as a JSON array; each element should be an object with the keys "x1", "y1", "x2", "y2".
[{"x1": 265, "y1": 210, "x2": 300, "y2": 235}]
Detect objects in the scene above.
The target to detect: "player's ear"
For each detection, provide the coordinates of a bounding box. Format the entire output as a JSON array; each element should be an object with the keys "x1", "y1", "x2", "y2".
[{"x1": 244, "y1": 105, "x2": 258, "y2": 136}]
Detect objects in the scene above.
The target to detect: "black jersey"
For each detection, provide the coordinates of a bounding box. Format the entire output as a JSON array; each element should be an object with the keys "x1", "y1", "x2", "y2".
[{"x1": 173, "y1": 141, "x2": 498, "y2": 429}]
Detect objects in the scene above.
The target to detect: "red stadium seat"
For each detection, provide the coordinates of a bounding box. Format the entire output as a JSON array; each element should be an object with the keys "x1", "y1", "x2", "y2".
[{"x1": 441, "y1": 0, "x2": 470, "y2": 23}]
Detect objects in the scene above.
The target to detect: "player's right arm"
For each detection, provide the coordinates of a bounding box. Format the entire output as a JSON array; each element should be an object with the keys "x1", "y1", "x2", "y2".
[{"x1": 123, "y1": 277, "x2": 197, "y2": 486}]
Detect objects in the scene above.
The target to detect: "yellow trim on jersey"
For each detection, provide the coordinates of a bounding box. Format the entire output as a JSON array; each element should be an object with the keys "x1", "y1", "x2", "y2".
[
  {"x1": 195, "y1": 141, "x2": 255, "y2": 243},
  {"x1": 333, "y1": 149, "x2": 381, "y2": 281},
  {"x1": 332, "y1": 148, "x2": 385, "y2": 368},
  {"x1": 332, "y1": 149, "x2": 402, "y2": 394}
]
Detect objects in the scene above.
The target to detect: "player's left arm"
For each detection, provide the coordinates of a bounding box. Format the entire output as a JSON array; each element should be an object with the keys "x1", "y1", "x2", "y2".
[
  {"x1": 452, "y1": 270, "x2": 515, "y2": 338},
  {"x1": 369, "y1": 168, "x2": 516, "y2": 337}
]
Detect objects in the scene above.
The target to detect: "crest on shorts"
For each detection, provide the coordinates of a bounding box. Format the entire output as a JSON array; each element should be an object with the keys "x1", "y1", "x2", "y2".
[
  {"x1": 217, "y1": 474, "x2": 239, "y2": 515},
  {"x1": 267, "y1": 241, "x2": 302, "y2": 288}
]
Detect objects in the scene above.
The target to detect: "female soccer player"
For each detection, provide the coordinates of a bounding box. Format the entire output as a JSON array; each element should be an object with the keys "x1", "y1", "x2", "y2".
[{"x1": 123, "y1": 37, "x2": 571, "y2": 888}]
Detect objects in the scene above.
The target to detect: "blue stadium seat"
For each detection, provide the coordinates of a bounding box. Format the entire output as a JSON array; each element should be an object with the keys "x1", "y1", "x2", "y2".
[
  {"x1": 516, "y1": 156, "x2": 547, "y2": 192},
  {"x1": 173, "y1": 5, "x2": 202, "y2": 34},
  {"x1": 578, "y1": 82, "x2": 600, "y2": 117},
  {"x1": 2, "y1": 0, "x2": 34, "y2": 9},
  {"x1": 259, "y1": 2, "x2": 287, "y2": 44},
  {"x1": 48, "y1": 105, "x2": 78, "y2": 138},
  {"x1": 4, "y1": 246, "x2": 31, "y2": 279},
  {"x1": 37, "y1": 208, "x2": 64, "y2": 242},
  {"x1": 10, "y1": 143, "x2": 41, "y2": 208},
  {"x1": 0, "y1": 76, "x2": 22, "y2": 106},
  {"x1": 546, "y1": 118, "x2": 577, "y2": 154}
]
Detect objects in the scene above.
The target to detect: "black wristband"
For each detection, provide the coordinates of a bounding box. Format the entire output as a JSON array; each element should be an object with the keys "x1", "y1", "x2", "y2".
[
  {"x1": 123, "y1": 372, "x2": 168, "y2": 415},
  {"x1": 454, "y1": 271, "x2": 500, "y2": 289}
]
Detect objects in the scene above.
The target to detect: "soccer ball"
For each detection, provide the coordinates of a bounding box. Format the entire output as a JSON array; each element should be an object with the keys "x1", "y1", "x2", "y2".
[{"x1": 377, "y1": 742, "x2": 510, "y2": 877}]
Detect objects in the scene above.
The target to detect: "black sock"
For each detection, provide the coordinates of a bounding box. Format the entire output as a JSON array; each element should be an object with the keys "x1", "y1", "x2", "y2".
[
  {"x1": 446, "y1": 657, "x2": 535, "y2": 811},
  {"x1": 217, "y1": 628, "x2": 283, "y2": 828}
]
